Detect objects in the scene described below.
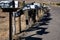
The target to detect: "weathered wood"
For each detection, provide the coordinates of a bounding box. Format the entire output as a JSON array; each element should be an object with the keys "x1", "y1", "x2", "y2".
[
  {"x1": 12, "y1": 12, "x2": 16, "y2": 36},
  {"x1": 36, "y1": 9, "x2": 39, "y2": 22},
  {"x1": 24, "y1": 10, "x2": 29, "y2": 30},
  {"x1": 19, "y1": 16, "x2": 21, "y2": 33}
]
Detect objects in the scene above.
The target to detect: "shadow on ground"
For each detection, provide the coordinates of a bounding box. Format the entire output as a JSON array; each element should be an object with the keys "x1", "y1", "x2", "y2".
[
  {"x1": 21, "y1": 12, "x2": 52, "y2": 32},
  {"x1": 25, "y1": 37, "x2": 42, "y2": 40},
  {"x1": 36, "y1": 28, "x2": 49, "y2": 35},
  {"x1": 17, "y1": 12, "x2": 52, "y2": 40},
  {"x1": 18, "y1": 37, "x2": 42, "y2": 40}
]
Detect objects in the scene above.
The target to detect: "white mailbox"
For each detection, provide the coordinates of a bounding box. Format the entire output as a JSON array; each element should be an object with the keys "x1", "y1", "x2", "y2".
[
  {"x1": 15, "y1": 1, "x2": 18, "y2": 8},
  {"x1": 0, "y1": 1, "x2": 19, "y2": 8}
]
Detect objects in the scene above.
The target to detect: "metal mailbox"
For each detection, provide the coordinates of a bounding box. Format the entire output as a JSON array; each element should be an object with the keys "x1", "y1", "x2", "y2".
[{"x1": 0, "y1": 1, "x2": 19, "y2": 8}]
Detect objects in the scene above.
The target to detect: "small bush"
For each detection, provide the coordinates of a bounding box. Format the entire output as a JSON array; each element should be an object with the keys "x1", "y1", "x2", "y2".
[{"x1": 56, "y1": 3, "x2": 60, "y2": 6}]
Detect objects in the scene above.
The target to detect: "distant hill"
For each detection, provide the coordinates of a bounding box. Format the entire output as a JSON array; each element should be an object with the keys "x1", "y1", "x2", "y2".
[
  {"x1": 0, "y1": 0, "x2": 60, "y2": 3},
  {"x1": 25, "y1": 0, "x2": 60, "y2": 3}
]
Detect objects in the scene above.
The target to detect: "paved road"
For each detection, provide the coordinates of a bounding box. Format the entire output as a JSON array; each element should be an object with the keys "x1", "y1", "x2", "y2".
[{"x1": 19, "y1": 6, "x2": 60, "y2": 40}]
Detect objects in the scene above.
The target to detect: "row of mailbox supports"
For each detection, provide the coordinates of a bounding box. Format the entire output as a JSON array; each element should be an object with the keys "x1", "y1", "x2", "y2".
[
  {"x1": 0, "y1": 0, "x2": 47, "y2": 40},
  {"x1": 12, "y1": 8, "x2": 44, "y2": 40},
  {"x1": 0, "y1": 2, "x2": 46, "y2": 40},
  {"x1": 1, "y1": 2, "x2": 48, "y2": 40}
]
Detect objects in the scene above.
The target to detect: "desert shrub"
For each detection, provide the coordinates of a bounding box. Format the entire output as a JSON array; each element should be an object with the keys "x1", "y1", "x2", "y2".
[{"x1": 56, "y1": 3, "x2": 60, "y2": 6}]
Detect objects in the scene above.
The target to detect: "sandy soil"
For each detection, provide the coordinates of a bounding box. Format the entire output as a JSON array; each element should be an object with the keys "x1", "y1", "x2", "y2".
[
  {"x1": 0, "y1": 9, "x2": 9, "y2": 40},
  {"x1": 0, "y1": 9, "x2": 27, "y2": 40}
]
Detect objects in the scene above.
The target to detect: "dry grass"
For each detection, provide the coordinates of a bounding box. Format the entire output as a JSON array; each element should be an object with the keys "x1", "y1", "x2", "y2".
[
  {"x1": 0, "y1": 10, "x2": 9, "y2": 40},
  {"x1": 0, "y1": 9, "x2": 26, "y2": 40}
]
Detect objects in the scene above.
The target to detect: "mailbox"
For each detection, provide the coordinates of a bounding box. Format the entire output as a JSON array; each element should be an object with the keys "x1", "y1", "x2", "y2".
[
  {"x1": 0, "y1": 1, "x2": 19, "y2": 8},
  {"x1": 0, "y1": 1, "x2": 19, "y2": 12}
]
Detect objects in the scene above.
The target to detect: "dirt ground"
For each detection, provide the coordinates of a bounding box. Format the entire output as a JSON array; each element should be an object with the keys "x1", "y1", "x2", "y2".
[
  {"x1": 0, "y1": 9, "x2": 27, "y2": 40},
  {"x1": 0, "y1": 9, "x2": 9, "y2": 40}
]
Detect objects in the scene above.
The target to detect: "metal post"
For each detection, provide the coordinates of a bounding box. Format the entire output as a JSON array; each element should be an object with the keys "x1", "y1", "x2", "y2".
[{"x1": 9, "y1": 12, "x2": 13, "y2": 40}]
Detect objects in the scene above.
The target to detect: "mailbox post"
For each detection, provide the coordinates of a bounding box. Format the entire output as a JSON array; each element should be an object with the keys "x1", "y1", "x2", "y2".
[
  {"x1": 9, "y1": 12, "x2": 13, "y2": 40},
  {"x1": 0, "y1": 0, "x2": 19, "y2": 40},
  {"x1": 8, "y1": 9, "x2": 19, "y2": 40}
]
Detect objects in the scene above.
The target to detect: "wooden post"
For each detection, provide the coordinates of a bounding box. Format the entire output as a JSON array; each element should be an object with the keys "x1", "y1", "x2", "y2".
[
  {"x1": 41, "y1": 8, "x2": 44, "y2": 18},
  {"x1": 19, "y1": 16, "x2": 21, "y2": 33},
  {"x1": 12, "y1": 12, "x2": 16, "y2": 35},
  {"x1": 24, "y1": 10, "x2": 29, "y2": 30},
  {"x1": 38, "y1": 9, "x2": 42, "y2": 21},
  {"x1": 28, "y1": 9, "x2": 34, "y2": 27},
  {"x1": 36, "y1": 9, "x2": 39, "y2": 22}
]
